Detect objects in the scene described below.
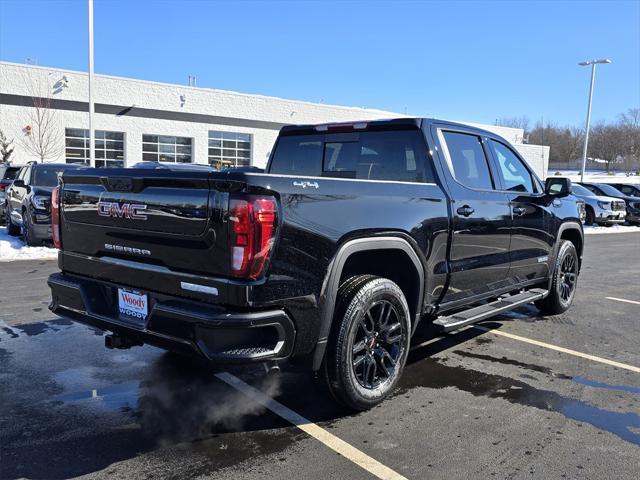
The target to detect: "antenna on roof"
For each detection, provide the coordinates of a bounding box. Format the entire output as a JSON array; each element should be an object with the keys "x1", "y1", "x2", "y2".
[{"x1": 188, "y1": 75, "x2": 197, "y2": 87}]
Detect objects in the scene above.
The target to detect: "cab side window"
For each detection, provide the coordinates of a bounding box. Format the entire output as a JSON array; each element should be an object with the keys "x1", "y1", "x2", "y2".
[
  {"x1": 442, "y1": 131, "x2": 494, "y2": 190},
  {"x1": 490, "y1": 140, "x2": 534, "y2": 193}
]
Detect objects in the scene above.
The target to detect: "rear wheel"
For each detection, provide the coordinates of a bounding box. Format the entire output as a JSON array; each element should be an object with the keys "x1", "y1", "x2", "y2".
[
  {"x1": 5, "y1": 205, "x2": 19, "y2": 236},
  {"x1": 535, "y1": 240, "x2": 579, "y2": 315},
  {"x1": 322, "y1": 275, "x2": 411, "y2": 411}
]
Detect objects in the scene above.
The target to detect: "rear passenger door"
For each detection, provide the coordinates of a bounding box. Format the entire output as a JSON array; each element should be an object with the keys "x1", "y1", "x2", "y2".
[
  {"x1": 487, "y1": 139, "x2": 555, "y2": 283},
  {"x1": 433, "y1": 126, "x2": 512, "y2": 305}
]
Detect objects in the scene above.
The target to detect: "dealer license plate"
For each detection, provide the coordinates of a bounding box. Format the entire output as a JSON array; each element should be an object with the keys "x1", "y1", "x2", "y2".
[{"x1": 118, "y1": 288, "x2": 148, "y2": 327}]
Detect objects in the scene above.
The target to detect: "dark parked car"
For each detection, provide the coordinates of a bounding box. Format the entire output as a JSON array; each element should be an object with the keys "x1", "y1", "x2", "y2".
[
  {"x1": 48, "y1": 118, "x2": 584, "y2": 410},
  {"x1": 4, "y1": 162, "x2": 84, "y2": 245},
  {"x1": 0, "y1": 164, "x2": 20, "y2": 224},
  {"x1": 606, "y1": 183, "x2": 640, "y2": 198},
  {"x1": 578, "y1": 182, "x2": 640, "y2": 225}
]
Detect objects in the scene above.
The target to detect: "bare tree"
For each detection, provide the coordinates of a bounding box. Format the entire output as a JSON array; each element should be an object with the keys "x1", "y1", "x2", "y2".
[
  {"x1": 0, "y1": 129, "x2": 14, "y2": 163},
  {"x1": 18, "y1": 70, "x2": 63, "y2": 162},
  {"x1": 589, "y1": 123, "x2": 626, "y2": 173},
  {"x1": 618, "y1": 108, "x2": 640, "y2": 174},
  {"x1": 495, "y1": 116, "x2": 530, "y2": 133},
  {"x1": 529, "y1": 121, "x2": 583, "y2": 166}
]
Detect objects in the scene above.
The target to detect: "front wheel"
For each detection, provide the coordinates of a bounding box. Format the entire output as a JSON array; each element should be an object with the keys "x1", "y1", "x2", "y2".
[
  {"x1": 584, "y1": 207, "x2": 595, "y2": 226},
  {"x1": 535, "y1": 240, "x2": 579, "y2": 315},
  {"x1": 322, "y1": 275, "x2": 411, "y2": 411},
  {"x1": 22, "y1": 211, "x2": 41, "y2": 247}
]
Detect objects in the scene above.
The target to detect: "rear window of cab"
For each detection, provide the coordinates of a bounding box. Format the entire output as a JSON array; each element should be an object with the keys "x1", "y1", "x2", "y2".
[{"x1": 269, "y1": 130, "x2": 435, "y2": 183}]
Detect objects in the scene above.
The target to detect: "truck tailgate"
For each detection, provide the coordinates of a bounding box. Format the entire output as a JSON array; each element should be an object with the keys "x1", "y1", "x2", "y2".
[{"x1": 59, "y1": 168, "x2": 231, "y2": 281}]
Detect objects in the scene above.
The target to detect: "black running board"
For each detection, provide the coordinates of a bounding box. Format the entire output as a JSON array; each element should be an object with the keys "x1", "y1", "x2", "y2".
[{"x1": 433, "y1": 288, "x2": 548, "y2": 333}]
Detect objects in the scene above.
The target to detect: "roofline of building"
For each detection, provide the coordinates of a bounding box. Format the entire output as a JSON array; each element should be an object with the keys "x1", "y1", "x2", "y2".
[{"x1": 0, "y1": 60, "x2": 400, "y2": 116}]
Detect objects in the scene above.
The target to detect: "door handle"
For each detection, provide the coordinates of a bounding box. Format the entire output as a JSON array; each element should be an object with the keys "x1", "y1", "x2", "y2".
[
  {"x1": 456, "y1": 205, "x2": 475, "y2": 217},
  {"x1": 513, "y1": 206, "x2": 526, "y2": 216}
]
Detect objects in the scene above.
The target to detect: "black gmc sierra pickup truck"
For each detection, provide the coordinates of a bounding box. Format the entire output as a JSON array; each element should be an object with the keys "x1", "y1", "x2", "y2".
[{"x1": 48, "y1": 118, "x2": 583, "y2": 410}]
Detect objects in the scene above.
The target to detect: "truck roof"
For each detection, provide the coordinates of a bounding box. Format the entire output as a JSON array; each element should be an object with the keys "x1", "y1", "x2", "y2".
[{"x1": 279, "y1": 117, "x2": 507, "y2": 143}]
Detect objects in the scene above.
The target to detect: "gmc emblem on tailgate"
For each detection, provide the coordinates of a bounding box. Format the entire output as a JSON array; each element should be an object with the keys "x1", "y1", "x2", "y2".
[{"x1": 97, "y1": 201, "x2": 148, "y2": 220}]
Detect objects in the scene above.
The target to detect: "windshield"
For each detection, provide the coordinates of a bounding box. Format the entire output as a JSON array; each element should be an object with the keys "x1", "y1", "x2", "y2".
[
  {"x1": 594, "y1": 184, "x2": 624, "y2": 197},
  {"x1": 32, "y1": 166, "x2": 79, "y2": 187},
  {"x1": 571, "y1": 184, "x2": 595, "y2": 197}
]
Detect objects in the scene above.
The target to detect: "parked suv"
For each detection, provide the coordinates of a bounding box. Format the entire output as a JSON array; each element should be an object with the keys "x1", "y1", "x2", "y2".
[
  {"x1": 0, "y1": 164, "x2": 20, "y2": 224},
  {"x1": 578, "y1": 182, "x2": 640, "y2": 225},
  {"x1": 5, "y1": 162, "x2": 84, "y2": 245},
  {"x1": 570, "y1": 183, "x2": 626, "y2": 226},
  {"x1": 48, "y1": 118, "x2": 584, "y2": 410}
]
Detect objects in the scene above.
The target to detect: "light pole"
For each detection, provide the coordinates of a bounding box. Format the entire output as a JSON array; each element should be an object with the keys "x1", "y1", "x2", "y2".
[
  {"x1": 578, "y1": 59, "x2": 611, "y2": 182},
  {"x1": 88, "y1": 0, "x2": 95, "y2": 167}
]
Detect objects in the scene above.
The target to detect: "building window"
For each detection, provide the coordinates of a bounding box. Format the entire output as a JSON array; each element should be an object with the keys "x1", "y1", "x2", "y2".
[
  {"x1": 142, "y1": 135, "x2": 192, "y2": 163},
  {"x1": 65, "y1": 129, "x2": 125, "y2": 167},
  {"x1": 208, "y1": 131, "x2": 251, "y2": 169}
]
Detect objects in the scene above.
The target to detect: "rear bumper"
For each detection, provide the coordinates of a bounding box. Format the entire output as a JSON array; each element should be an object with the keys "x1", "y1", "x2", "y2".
[{"x1": 48, "y1": 272, "x2": 296, "y2": 364}]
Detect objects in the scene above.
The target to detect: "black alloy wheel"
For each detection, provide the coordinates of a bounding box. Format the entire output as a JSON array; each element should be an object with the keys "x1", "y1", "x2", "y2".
[
  {"x1": 322, "y1": 275, "x2": 411, "y2": 411},
  {"x1": 535, "y1": 240, "x2": 579, "y2": 315},
  {"x1": 351, "y1": 300, "x2": 403, "y2": 389},
  {"x1": 557, "y1": 251, "x2": 577, "y2": 303}
]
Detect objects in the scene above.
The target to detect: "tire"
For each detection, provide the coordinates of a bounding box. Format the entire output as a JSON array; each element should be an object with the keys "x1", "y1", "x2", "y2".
[
  {"x1": 585, "y1": 206, "x2": 595, "y2": 226},
  {"x1": 5, "y1": 205, "x2": 20, "y2": 236},
  {"x1": 22, "y1": 210, "x2": 41, "y2": 247},
  {"x1": 535, "y1": 240, "x2": 579, "y2": 315},
  {"x1": 322, "y1": 275, "x2": 411, "y2": 411}
]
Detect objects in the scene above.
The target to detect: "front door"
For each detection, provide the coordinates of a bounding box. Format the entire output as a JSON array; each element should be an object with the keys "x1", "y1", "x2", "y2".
[
  {"x1": 487, "y1": 139, "x2": 554, "y2": 282},
  {"x1": 433, "y1": 127, "x2": 512, "y2": 304}
]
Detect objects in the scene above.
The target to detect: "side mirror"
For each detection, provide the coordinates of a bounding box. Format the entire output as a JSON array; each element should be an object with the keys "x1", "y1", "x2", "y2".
[
  {"x1": 12, "y1": 179, "x2": 25, "y2": 188},
  {"x1": 545, "y1": 177, "x2": 572, "y2": 197}
]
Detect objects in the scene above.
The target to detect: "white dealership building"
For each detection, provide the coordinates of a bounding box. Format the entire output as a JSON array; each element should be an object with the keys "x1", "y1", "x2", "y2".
[{"x1": 0, "y1": 61, "x2": 549, "y2": 176}]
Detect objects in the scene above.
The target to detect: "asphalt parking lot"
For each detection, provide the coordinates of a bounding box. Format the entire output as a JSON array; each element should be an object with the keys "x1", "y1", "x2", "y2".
[{"x1": 1, "y1": 233, "x2": 639, "y2": 480}]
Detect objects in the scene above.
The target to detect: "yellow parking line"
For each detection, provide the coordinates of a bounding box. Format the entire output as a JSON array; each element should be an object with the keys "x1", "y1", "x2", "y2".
[
  {"x1": 215, "y1": 372, "x2": 408, "y2": 480},
  {"x1": 606, "y1": 296, "x2": 640, "y2": 306},
  {"x1": 473, "y1": 325, "x2": 640, "y2": 373}
]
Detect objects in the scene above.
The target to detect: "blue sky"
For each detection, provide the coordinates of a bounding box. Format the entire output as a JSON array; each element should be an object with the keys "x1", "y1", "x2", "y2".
[{"x1": 0, "y1": 0, "x2": 638, "y2": 126}]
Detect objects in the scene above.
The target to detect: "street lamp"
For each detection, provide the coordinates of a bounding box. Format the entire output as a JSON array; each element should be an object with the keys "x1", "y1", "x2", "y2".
[
  {"x1": 578, "y1": 59, "x2": 611, "y2": 182},
  {"x1": 88, "y1": 0, "x2": 95, "y2": 167}
]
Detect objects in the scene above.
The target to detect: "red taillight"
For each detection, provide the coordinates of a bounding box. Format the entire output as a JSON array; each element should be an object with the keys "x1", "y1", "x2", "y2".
[
  {"x1": 51, "y1": 186, "x2": 61, "y2": 249},
  {"x1": 0, "y1": 184, "x2": 6, "y2": 192},
  {"x1": 229, "y1": 196, "x2": 278, "y2": 279}
]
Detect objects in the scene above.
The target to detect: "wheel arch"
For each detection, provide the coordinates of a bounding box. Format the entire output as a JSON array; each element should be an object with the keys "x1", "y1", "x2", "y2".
[{"x1": 311, "y1": 236, "x2": 425, "y2": 371}]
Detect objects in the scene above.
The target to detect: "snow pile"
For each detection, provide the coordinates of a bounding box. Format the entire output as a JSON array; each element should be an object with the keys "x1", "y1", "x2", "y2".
[
  {"x1": 0, "y1": 226, "x2": 58, "y2": 261},
  {"x1": 583, "y1": 224, "x2": 640, "y2": 235}
]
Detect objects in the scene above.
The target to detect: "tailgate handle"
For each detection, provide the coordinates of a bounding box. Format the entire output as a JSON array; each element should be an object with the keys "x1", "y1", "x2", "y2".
[{"x1": 102, "y1": 177, "x2": 138, "y2": 192}]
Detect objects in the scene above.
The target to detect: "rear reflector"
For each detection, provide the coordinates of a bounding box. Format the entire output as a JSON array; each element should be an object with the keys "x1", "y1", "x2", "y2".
[
  {"x1": 229, "y1": 196, "x2": 278, "y2": 279},
  {"x1": 51, "y1": 186, "x2": 61, "y2": 249}
]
